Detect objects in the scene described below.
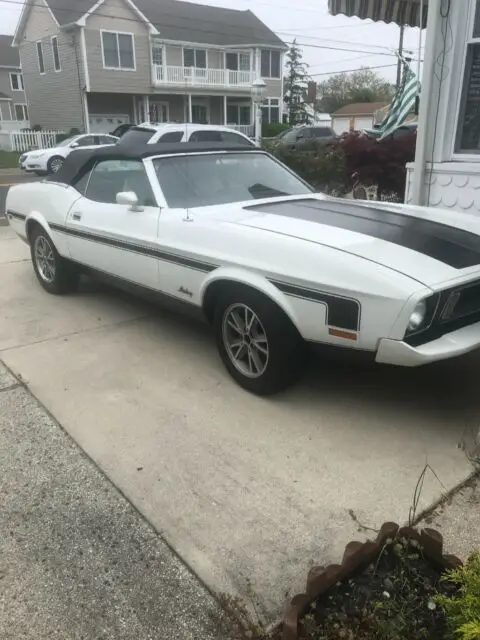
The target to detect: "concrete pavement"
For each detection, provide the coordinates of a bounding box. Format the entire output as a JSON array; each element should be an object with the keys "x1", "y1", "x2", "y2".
[
  {"x1": 0, "y1": 225, "x2": 478, "y2": 626},
  {"x1": 0, "y1": 362, "x2": 232, "y2": 640}
]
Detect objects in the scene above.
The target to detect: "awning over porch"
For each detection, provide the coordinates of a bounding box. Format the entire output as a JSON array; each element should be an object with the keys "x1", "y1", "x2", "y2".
[{"x1": 328, "y1": 0, "x2": 428, "y2": 28}]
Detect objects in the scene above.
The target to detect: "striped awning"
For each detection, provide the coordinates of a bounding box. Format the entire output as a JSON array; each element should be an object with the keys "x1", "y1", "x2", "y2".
[{"x1": 328, "y1": 0, "x2": 428, "y2": 28}]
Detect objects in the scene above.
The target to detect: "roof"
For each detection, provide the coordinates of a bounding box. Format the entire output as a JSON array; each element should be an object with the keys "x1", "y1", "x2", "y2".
[
  {"x1": 0, "y1": 92, "x2": 12, "y2": 100},
  {"x1": 332, "y1": 102, "x2": 388, "y2": 117},
  {"x1": 0, "y1": 34, "x2": 20, "y2": 67},
  {"x1": 328, "y1": 0, "x2": 427, "y2": 29},
  {"x1": 48, "y1": 142, "x2": 261, "y2": 186},
  {"x1": 42, "y1": 0, "x2": 284, "y2": 47}
]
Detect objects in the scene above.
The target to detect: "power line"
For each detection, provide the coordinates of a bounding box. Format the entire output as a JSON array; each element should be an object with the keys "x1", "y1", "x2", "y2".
[{"x1": 310, "y1": 63, "x2": 398, "y2": 78}]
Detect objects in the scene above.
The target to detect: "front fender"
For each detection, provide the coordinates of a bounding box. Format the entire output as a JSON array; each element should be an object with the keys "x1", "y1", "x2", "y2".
[{"x1": 199, "y1": 266, "x2": 301, "y2": 329}]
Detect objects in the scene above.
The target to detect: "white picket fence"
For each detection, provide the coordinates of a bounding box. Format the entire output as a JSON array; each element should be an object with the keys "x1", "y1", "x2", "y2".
[{"x1": 0, "y1": 130, "x2": 64, "y2": 153}]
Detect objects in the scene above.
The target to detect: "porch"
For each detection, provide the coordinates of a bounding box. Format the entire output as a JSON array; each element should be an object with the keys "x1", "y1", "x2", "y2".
[{"x1": 153, "y1": 66, "x2": 254, "y2": 89}]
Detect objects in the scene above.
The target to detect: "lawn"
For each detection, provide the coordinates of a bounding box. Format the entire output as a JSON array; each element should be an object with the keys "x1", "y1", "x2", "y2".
[{"x1": 0, "y1": 150, "x2": 21, "y2": 169}]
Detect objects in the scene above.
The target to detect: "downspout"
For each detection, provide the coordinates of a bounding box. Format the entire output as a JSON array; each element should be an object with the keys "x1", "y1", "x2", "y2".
[{"x1": 410, "y1": 0, "x2": 442, "y2": 206}]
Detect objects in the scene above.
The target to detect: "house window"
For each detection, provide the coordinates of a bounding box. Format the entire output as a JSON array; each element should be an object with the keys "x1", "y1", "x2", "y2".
[
  {"x1": 151, "y1": 43, "x2": 163, "y2": 66},
  {"x1": 36, "y1": 41, "x2": 45, "y2": 74},
  {"x1": 226, "y1": 52, "x2": 251, "y2": 71},
  {"x1": 261, "y1": 50, "x2": 281, "y2": 78},
  {"x1": 14, "y1": 104, "x2": 28, "y2": 121},
  {"x1": 227, "y1": 104, "x2": 251, "y2": 125},
  {"x1": 183, "y1": 48, "x2": 207, "y2": 69},
  {"x1": 101, "y1": 31, "x2": 135, "y2": 70},
  {"x1": 51, "y1": 36, "x2": 61, "y2": 71},
  {"x1": 262, "y1": 98, "x2": 280, "y2": 124},
  {"x1": 10, "y1": 72, "x2": 24, "y2": 91},
  {"x1": 456, "y1": 2, "x2": 480, "y2": 152}
]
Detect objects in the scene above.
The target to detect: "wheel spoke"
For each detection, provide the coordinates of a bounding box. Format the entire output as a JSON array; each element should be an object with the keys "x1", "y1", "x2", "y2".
[
  {"x1": 230, "y1": 341, "x2": 245, "y2": 359},
  {"x1": 252, "y1": 339, "x2": 268, "y2": 356},
  {"x1": 249, "y1": 346, "x2": 264, "y2": 374},
  {"x1": 245, "y1": 308, "x2": 255, "y2": 333},
  {"x1": 228, "y1": 311, "x2": 244, "y2": 335},
  {"x1": 222, "y1": 303, "x2": 269, "y2": 379}
]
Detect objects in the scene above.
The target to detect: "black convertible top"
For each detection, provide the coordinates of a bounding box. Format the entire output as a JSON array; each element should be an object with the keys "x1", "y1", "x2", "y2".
[{"x1": 48, "y1": 141, "x2": 260, "y2": 186}]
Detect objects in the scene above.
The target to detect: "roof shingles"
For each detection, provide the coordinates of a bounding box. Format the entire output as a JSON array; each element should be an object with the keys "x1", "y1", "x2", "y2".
[{"x1": 0, "y1": 34, "x2": 20, "y2": 67}]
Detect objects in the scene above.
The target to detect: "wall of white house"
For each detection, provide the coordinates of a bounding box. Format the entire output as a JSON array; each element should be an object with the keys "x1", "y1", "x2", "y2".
[
  {"x1": 405, "y1": 0, "x2": 480, "y2": 213},
  {"x1": 332, "y1": 115, "x2": 373, "y2": 135}
]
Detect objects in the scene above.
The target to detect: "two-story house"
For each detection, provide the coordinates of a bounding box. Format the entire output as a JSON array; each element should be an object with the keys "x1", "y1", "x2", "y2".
[
  {"x1": 0, "y1": 34, "x2": 29, "y2": 129},
  {"x1": 12, "y1": 0, "x2": 285, "y2": 136}
]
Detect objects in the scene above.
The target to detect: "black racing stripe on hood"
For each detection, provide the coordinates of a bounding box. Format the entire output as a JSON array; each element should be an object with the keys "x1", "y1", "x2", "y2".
[{"x1": 246, "y1": 199, "x2": 480, "y2": 269}]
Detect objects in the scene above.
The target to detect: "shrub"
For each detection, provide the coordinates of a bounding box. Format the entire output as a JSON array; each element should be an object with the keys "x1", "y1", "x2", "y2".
[
  {"x1": 332, "y1": 130, "x2": 416, "y2": 200},
  {"x1": 262, "y1": 122, "x2": 290, "y2": 138},
  {"x1": 436, "y1": 552, "x2": 480, "y2": 640}
]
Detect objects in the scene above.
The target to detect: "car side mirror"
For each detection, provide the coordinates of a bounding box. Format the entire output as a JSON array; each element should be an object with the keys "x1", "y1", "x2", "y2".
[
  {"x1": 296, "y1": 133, "x2": 305, "y2": 139},
  {"x1": 70, "y1": 142, "x2": 79, "y2": 148},
  {"x1": 116, "y1": 191, "x2": 143, "y2": 211}
]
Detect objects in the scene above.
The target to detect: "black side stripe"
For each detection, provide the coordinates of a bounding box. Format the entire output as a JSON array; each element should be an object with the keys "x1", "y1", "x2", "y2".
[
  {"x1": 270, "y1": 280, "x2": 361, "y2": 332},
  {"x1": 49, "y1": 223, "x2": 217, "y2": 273},
  {"x1": 7, "y1": 210, "x2": 26, "y2": 221}
]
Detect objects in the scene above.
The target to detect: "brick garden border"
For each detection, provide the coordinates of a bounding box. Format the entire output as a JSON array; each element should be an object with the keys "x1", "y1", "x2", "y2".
[{"x1": 282, "y1": 521, "x2": 463, "y2": 640}]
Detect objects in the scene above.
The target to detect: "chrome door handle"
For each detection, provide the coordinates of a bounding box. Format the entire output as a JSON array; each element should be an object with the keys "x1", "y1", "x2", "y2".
[{"x1": 72, "y1": 212, "x2": 82, "y2": 221}]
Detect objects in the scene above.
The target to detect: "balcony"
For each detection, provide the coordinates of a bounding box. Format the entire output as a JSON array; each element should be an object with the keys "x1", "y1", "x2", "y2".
[{"x1": 153, "y1": 65, "x2": 254, "y2": 88}]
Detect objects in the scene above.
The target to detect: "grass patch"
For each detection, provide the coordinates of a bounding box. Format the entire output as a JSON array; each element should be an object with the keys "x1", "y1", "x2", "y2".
[{"x1": 0, "y1": 150, "x2": 21, "y2": 169}]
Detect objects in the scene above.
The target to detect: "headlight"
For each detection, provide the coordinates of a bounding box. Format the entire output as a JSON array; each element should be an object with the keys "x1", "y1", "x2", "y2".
[
  {"x1": 407, "y1": 300, "x2": 427, "y2": 332},
  {"x1": 30, "y1": 152, "x2": 45, "y2": 159}
]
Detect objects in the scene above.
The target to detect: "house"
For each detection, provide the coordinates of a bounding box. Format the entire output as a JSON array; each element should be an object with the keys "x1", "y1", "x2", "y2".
[
  {"x1": 0, "y1": 34, "x2": 29, "y2": 130},
  {"x1": 12, "y1": 0, "x2": 286, "y2": 136},
  {"x1": 329, "y1": 0, "x2": 480, "y2": 213},
  {"x1": 331, "y1": 102, "x2": 387, "y2": 135}
]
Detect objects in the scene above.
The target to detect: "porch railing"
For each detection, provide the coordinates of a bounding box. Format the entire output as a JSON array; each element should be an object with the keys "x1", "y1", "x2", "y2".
[{"x1": 154, "y1": 65, "x2": 254, "y2": 87}]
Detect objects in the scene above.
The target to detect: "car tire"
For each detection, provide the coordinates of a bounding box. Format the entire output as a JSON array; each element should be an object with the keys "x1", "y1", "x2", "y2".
[
  {"x1": 214, "y1": 286, "x2": 305, "y2": 395},
  {"x1": 30, "y1": 226, "x2": 79, "y2": 295},
  {"x1": 47, "y1": 156, "x2": 64, "y2": 174}
]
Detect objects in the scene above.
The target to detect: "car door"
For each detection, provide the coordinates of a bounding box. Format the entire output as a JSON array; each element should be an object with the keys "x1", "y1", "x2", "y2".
[{"x1": 65, "y1": 158, "x2": 160, "y2": 289}]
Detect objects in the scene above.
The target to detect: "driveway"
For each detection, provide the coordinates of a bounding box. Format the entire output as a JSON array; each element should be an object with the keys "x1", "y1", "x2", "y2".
[{"x1": 0, "y1": 225, "x2": 476, "y2": 624}]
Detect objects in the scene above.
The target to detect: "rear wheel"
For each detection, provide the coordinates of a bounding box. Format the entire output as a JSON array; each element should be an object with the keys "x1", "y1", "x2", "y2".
[
  {"x1": 214, "y1": 286, "x2": 305, "y2": 395},
  {"x1": 30, "y1": 226, "x2": 79, "y2": 294}
]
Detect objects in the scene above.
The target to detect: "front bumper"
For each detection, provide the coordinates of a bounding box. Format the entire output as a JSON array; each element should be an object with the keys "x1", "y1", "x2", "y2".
[{"x1": 376, "y1": 320, "x2": 480, "y2": 366}]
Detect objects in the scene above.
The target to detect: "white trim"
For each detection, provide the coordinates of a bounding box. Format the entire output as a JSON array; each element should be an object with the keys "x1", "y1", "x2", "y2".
[
  {"x1": 100, "y1": 30, "x2": 136, "y2": 71},
  {"x1": 123, "y1": 0, "x2": 159, "y2": 34},
  {"x1": 13, "y1": 103, "x2": 28, "y2": 121},
  {"x1": 9, "y1": 72, "x2": 24, "y2": 91},
  {"x1": 188, "y1": 94, "x2": 192, "y2": 122},
  {"x1": 8, "y1": 101, "x2": 13, "y2": 120},
  {"x1": 259, "y1": 48, "x2": 281, "y2": 79},
  {"x1": 80, "y1": 26, "x2": 90, "y2": 91},
  {"x1": 51, "y1": 35, "x2": 61, "y2": 72},
  {"x1": 13, "y1": 0, "x2": 59, "y2": 46},
  {"x1": 0, "y1": 65, "x2": 22, "y2": 70},
  {"x1": 182, "y1": 46, "x2": 208, "y2": 69},
  {"x1": 78, "y1": 0, "x2": 158, "y2": 34},
  {"x1": 223, "y1": 95, "x2": 227, "y2": 125},
  {"x1": 82, "y1": 92, "x2": 90, "y2": 133},
  {"x1": 36, "y1": 40, "x2": 45, "y2": 74},
  {"x1": 132, "y1": 95, "x2": 137, "y2": 123},
  {"x1": 157, "y1": 38, "x2": 285, "y2": 51}
]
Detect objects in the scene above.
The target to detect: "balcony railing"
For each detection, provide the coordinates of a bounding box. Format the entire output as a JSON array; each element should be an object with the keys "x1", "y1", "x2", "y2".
[{"x1": 154, "y1": 65, "x2": 254, "y2": 87}]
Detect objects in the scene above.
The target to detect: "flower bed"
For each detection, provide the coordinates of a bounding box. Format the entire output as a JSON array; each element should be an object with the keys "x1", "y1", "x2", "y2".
[{"x1": 281, "y1": 522, "x2": 463, "y2": 640}]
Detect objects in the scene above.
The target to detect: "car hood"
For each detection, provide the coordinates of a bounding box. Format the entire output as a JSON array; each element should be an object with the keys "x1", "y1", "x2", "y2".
[{"x1": 231, "y1": 195, "x2": 480, "y2": 288}]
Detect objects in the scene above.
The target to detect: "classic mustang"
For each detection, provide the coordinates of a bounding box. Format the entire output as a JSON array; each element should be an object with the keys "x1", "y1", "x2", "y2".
[{"x1": 6, "y1": 142, "x2": 480, "y2": 395}]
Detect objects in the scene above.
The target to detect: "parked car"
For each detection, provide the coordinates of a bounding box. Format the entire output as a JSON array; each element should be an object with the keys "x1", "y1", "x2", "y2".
[
  {"x1": 7, "y1": 141, "x2": 480, "y2": 395},
  {"x1": 118, "y1": 123, "x2": 256, "y2": 147},
  {"x1": 110, "y1": 123, "x2": 134, "y2": 138},
  {"x1": 19, "y1": 133, "x2": 119, "y2": 175},
  {"x1": 365, "y1": 122, "x2": 418, "y2": 141},
  {"x1": 277, "y1": 125, "x2": 337, "y2": 150}
]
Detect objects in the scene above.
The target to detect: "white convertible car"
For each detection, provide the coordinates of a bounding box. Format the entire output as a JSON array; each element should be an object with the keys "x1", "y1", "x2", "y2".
[{"x1": 6, "y1": 142, "x2": 480, "y2": 395}]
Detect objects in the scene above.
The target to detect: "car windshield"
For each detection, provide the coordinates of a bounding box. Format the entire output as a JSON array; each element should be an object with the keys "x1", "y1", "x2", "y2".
[
  {"x1": 153, "y1": 151, "x2": 313, "y2": 208},
  {"x1": 117, "y1": 127, "x2": 155, "y2": 146},
  {"x1": 60, "y1": 135, "x2": 80, "y2": 146}
]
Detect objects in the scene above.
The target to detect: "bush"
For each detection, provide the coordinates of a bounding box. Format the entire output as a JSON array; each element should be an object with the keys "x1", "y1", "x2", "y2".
[
  {"x1": 332, "y1": 130, "x2": 416, "y2": 199},
  {"x1": 262, "y1": 122, "x2": 290, "y2": 138},
  {"x1": 436, "y1": 553, "x2": 480, "y2": 640}
]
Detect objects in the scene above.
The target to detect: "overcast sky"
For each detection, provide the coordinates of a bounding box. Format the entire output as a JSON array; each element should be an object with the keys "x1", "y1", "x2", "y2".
[{"x1": 0, "y1": 0, "x2": 424, "y2": 83}]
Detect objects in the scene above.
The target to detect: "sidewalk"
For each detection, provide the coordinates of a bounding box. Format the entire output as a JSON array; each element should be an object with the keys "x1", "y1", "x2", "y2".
[{"x1": 0, "y1": 362, "x2": 234, "y2": 640}]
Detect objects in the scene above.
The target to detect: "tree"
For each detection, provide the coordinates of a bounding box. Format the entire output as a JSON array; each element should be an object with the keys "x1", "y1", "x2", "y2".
[
  {"x1": 283, "y1": 40, "x2": 311, "y2": 125},
  {"x1": 316, "y1": 68, "x2": 395, "y2": 115}
]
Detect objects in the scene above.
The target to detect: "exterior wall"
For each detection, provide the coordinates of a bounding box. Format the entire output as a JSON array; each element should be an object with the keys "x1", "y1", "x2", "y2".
[
  {"x1": 23, "y1": 0, "x2": 58, "y2": 40},
  {"x1": 332, "y1": 115, "x2": 373, "y2": 134},
  {"x1": 406, "y1": 162, "x2": 480, "y2": 213},
  {"x1": 88, "y1": 93, "x2": 134, "y2": 119},
  {"x1": 85, "y1": 0, "x2": 152, "y2": 94},
  {"x1": 19, "y1": 27, "x2": 85, "y2": 131},
  {"x1": 332, "y1": 116, "x2": 350, "y2": 135}
]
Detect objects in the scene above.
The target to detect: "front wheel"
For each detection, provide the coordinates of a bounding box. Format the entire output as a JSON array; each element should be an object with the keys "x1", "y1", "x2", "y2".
[
  {"x1": 30, "y1": 226, "x2": 79, "y2": 294},
  {"x1": 214, "y1": 287, "x2": 305, "y2": 395},
  {"x1": 47, "y1": 155, "x2": 64, "y2": 174}
]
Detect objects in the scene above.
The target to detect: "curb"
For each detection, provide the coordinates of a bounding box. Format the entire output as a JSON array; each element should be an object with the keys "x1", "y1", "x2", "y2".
[{"x1": 281, "y1": 521, "x2": 462, "y2": 640}]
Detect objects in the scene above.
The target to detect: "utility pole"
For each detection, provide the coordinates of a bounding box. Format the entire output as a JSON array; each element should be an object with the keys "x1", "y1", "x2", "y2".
[{"x1": 396, "y1": 24, "x2": 405, "y2": 88}]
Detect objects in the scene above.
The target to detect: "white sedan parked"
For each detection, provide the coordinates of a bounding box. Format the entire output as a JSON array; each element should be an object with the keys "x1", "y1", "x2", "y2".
[
  {"x1": 118, "y1": 123, "x2": 256, "y2": 147},
  {"x1": 7, "y1": 142, "x2": 480, "y2": 394},
  {"x1": 19, "y1": 133, "x2": 119, "y2": 175}
]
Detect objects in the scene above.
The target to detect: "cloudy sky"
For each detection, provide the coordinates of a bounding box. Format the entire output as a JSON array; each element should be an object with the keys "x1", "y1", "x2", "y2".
[{"x1": 0, "y1": 0, "x2": 424, "y2": 83}]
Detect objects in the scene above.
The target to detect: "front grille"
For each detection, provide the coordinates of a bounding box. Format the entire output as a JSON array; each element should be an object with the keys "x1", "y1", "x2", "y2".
[{"x1": 406, "y1": 279, "x2": 480, "y2": 346}]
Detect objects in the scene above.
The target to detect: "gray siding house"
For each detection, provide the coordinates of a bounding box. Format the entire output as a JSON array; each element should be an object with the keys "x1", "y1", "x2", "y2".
[
  {"x1": 12, "y1": 0, "x2": 286, "y2": 134},
  {"x1": 0, "y1": 34, "x2": 29, "y2": 128}
]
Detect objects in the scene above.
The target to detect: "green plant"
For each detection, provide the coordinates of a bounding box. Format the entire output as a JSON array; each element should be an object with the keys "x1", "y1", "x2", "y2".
[
  {"x1": 436, "y1": 552, "x2": 480, "y2": 640},
  {"x1": 261, "y1": 122, "x2": 290, "y2": 138}
]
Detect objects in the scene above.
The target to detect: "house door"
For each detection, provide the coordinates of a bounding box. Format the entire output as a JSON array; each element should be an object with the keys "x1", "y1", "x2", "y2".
[{"x1": 149, "y1": 102, "x2": 169, "y2": 123}]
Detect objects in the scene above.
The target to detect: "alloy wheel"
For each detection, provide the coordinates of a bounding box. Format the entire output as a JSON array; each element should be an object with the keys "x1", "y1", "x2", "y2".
[
  {"x1": 34, "y1": 235, "x2": 56, "y2": 283},
  {"x1": 222, "y1": 303, "x2": 269, "y2": 379}
]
